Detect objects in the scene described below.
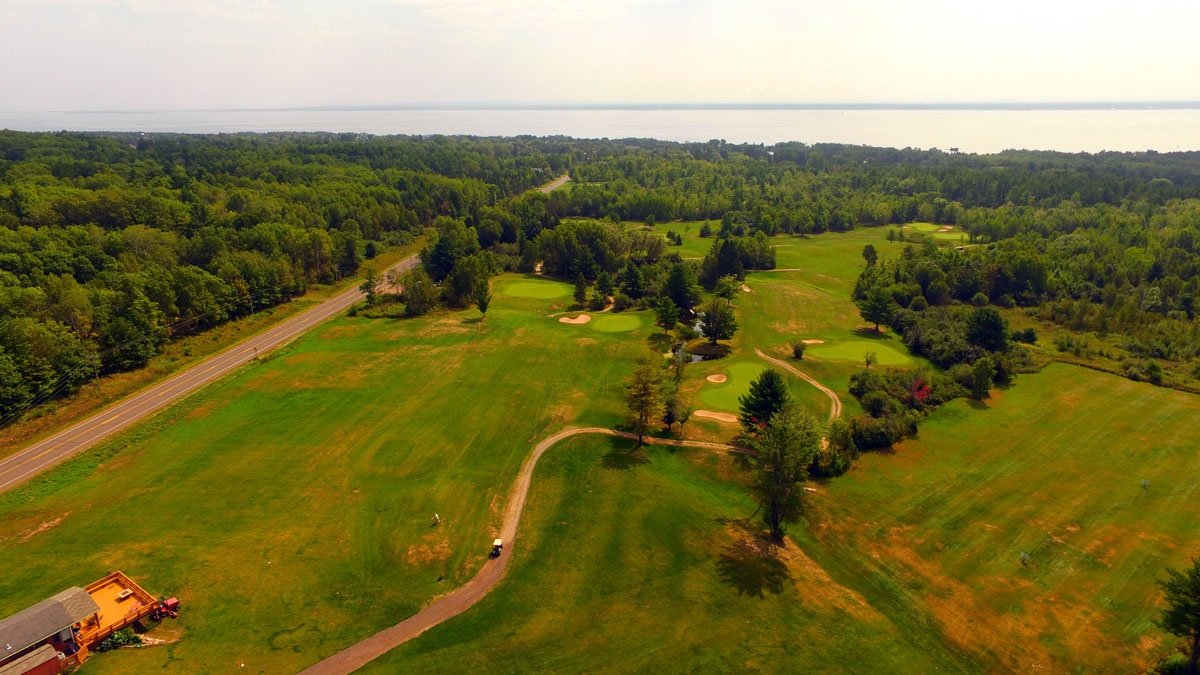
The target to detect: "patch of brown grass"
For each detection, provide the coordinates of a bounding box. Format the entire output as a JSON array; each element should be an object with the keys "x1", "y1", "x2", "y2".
[
  {"x1": 17, "y1": 513, "x2": 69, "y2": 543},
  {"x1": 407, "y1": 538, "x2": 453, "y2": 565}
]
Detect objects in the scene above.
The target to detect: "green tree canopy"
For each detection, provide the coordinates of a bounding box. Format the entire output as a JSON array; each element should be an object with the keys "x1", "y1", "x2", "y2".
[
  {"x1": 1158, "y1": 557, "x2": 1200, "y2": 675},
  {"x1": 749, "y1": 404, "x2": 820, "y2": 539},
  {"x1": 965, "y1": 306, "x2": 1010, "y2": 352},
  {"x1": 856, "y1": 285, "x2": 897, "y2": 332},
  {"x1": 701, "y1": 298, "x2": 738, "y2": 344},
  {"x1": 624, "y1": 358, "x2": 664, "y2": 446},
  {"x1": 739, "y1": 368, "x2": 791, "y2": 432}
]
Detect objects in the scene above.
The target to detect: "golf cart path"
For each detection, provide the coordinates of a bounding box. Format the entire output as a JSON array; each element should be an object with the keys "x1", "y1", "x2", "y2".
[
  {"x1": 755, "y1": 349, "x2": 843, "y2": 421},
  {"x1": 300, "y1": 427, "x2": 745, "y2": 675}
]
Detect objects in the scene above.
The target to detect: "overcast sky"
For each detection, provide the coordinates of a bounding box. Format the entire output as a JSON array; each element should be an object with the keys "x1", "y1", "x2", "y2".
[{"x1": 2, "y1": 0, "x2": 1198, "y2": 111}]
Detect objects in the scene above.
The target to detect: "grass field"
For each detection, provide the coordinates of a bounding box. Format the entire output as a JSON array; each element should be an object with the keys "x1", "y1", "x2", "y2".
[
  {"x1": 357, "y1": 362, "x2": 1200, "y2": 674},
  {"x1": 799, "y1": 362, "x2": 1200, "y2": 671},
  {"x1": 0, "y1": 243, "x2": 424, "y2": 461},
  {"x1": 0, "y1": 274, "x2": 655, "y2": 674},
  {"x1": 3, "y1": 222, "x2": 1196, "y2": 673},
  {"x1": 358, "y1": 435, "x2": 964, "y2": 674}
]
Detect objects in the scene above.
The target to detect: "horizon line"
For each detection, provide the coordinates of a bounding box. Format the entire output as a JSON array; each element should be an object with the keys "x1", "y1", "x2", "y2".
[{"x1": 8, "y1": 100, "x2": 1200, "y2": 115}]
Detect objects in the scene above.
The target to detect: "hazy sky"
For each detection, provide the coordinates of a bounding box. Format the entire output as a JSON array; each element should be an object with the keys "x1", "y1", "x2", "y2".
[{"x1": 2, "y1": 0, "x2": 1199, "y2": 111}]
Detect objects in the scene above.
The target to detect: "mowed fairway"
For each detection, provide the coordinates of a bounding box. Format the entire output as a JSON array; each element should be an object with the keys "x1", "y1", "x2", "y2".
[
  {"x1": 802, "y1": 362, "x2": 1200, "y2": 671},
  {"x1": 0, "y1": 274, "x2": 650, "y2": 674},
  {"x1": 3, "y1": 222, "x2": 1196, "y2": 673},
  {"x1": 358, "y1": 435, "x2": 963, "y2": 673}
]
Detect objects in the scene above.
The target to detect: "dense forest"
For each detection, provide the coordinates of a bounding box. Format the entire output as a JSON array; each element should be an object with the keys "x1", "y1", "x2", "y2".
[{"x1": 4, "y1": 130, "x2": 1200, "y2": 423}]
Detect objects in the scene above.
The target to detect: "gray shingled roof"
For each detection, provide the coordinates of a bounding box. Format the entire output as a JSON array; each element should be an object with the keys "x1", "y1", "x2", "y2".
[
  {"x1": 0, "y1": 588, "x2": 99, "y2": 655},
  {"x1": 0, "y1": 644, "x2": 58, "y2": 674}
]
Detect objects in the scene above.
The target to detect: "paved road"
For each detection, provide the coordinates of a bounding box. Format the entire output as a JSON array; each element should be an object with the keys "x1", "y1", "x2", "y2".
[
  {"x1": 0, "y1": 254, "x2": 421, "y2": 494},
  {"x1": 299, "y1": 427, "x2": 742, "y2": 675},
  {"x1": 538, "y1": 172, "x2": 571, "y2": 193}
]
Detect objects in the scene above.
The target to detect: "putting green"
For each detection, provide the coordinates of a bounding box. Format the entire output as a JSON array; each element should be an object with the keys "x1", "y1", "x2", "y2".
[
  {"x1": 590, "y1": 313, "x2": 644, "y2": 333},
  {"x1": 503, "y1": 279, "x2": 573, "y2": 299},
  {"x1": 698, "y1": 361, "x2": 767, "y2": 412},
  {"x1": 904, "y1": 222, "x2": 964, "y2": 241},
  {"x1": 806, "y1": 340, "x2": 912, "y2": 365}
]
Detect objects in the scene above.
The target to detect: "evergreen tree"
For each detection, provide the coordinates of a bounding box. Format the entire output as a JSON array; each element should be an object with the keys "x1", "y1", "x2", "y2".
[
  {"x1": 474, "y1": 276, "x2": 492, "y2": 317},
  {"x1": 739, "y1": 368, "x2": 791, "y2": 432},
  {"x1": 624, "y1": 358, "x2": 664, "y2": 446},
  {"x1": 664, "y1": 263, "x2": 702, "y2": 310},
  {"x1": 574, "y1": 273, "x2": 588, "y2": 306},
  {"x1": 1158, "y1": 558, "x2": 1200, "y2": 675},
  {"x1": 749, "y1": 404, "x2": 820, "y2": 539},
  {"x1": 656, "y1": 296, "x2": 681, "y2": 333}
]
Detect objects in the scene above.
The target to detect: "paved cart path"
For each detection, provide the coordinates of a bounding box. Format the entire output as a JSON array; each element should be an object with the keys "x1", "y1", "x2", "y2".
[
  {"x1": 0, "y1": 255, "x2": 420, "y2": 494},
  {"x1": 755, "y1": 349, "x2": 844, "y2": 421},
  {"x1": 300, "y1": 427, "x2": 745, "y2": 675}
]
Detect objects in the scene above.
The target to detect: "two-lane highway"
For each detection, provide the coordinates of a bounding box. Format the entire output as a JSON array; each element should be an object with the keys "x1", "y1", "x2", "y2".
[{"x1": 0, "y1": 254, "x2": 420, "y2": 494}]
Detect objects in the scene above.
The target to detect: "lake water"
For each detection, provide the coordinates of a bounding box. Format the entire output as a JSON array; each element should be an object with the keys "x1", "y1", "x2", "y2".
[{"x1": 3, "y1": 107, "x2": 1200, "y2": 154}]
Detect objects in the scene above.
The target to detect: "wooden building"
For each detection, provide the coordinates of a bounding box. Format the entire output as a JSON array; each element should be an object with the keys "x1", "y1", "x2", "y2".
[{"x1": 0, "y1": 572, "x2": 160, "y2": 674}]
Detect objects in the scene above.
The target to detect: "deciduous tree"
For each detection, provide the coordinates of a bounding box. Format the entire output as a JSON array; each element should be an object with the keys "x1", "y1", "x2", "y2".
[
  {"x1": 401, "y1": 268, "x2": 439, "y2": 317},
  {"x1": 965, "y1": 306, "x2": 1009, "y2": 352},
  {"x1": 359, "y1": 267, "x2": 380, "y2": 307},
  {"x1": 856, "y1": 285, "x2": 896, "y2": 332},
  {"x1": 701, "y1": 298, "x2": 738, "y2": 344}
]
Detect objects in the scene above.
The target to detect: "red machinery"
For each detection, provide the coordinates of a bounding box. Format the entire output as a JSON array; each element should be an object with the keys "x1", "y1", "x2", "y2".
[{"x1": 149, "y1": 598, "x2": 180, "y2": 621}]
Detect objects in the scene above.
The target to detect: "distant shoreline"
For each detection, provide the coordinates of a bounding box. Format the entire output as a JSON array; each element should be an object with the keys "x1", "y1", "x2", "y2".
[{"x1": 12, "y1": 101, "x2": 1200, "y2": 115}]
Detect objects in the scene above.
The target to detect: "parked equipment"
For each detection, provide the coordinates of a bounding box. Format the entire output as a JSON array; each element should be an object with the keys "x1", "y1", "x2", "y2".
[{"x1": 149, "y1": 598, "x2": 180, "y2": 621}]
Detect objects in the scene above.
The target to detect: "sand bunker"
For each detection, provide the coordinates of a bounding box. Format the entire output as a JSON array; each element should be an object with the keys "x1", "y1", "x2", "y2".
[
  {"x1": 706, "y1": 374, "x2": 727, "y2": 383},
  {"x1": 559, "y1": 314, "x2": 591, "y2": 324},
  {"x1": 741, "y1": 284, "x2": 752, "y2": 293},
  {"x1": 938, "y1": 226, "x2": 954, "y2": 232},
  {"x1": 802, "y1": 339, "x2": 825, "y2": 344},
  {"x1": 695, "y1": 410, "x2": 739, "y2": 423}
]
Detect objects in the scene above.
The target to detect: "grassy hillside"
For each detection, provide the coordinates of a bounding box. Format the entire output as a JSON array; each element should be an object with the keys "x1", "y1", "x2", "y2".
[
  {"x1": 2, "y1": 223, "x2": 1195, "y2": 673},
  {"x1": 0, "y1": 275, "x2": 654, "y2": 673},
  {"x1": 360, "y1": 434, "x2": 966, "y2": 673},
  {"x1": 802, "y1": 362, "x2": 1200, "y2": 672}
]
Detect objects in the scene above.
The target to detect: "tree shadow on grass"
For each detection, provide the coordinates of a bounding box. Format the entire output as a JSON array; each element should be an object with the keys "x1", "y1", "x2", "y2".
[
  {"x1": 716, "y1": 536, "x2": 792, "y2": 598},
  {"x1": 965, "y1": 398, "x2": 991, "y2": 410},
  {"x1": 460, "y1": 316, "x2": 483, "y2": 325},
  {"x1": 853, "y1": 327, "x2": 892, "y2": 339},
  {"x1": 647, "y1": 332, "x2": 674, "y2": 352},
  {"x1": 600, "y1": 436, "x2": 649, "y2": 471},
  {"x1": 731, "y1": 450, "x2": 755, "y2": 471}
]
